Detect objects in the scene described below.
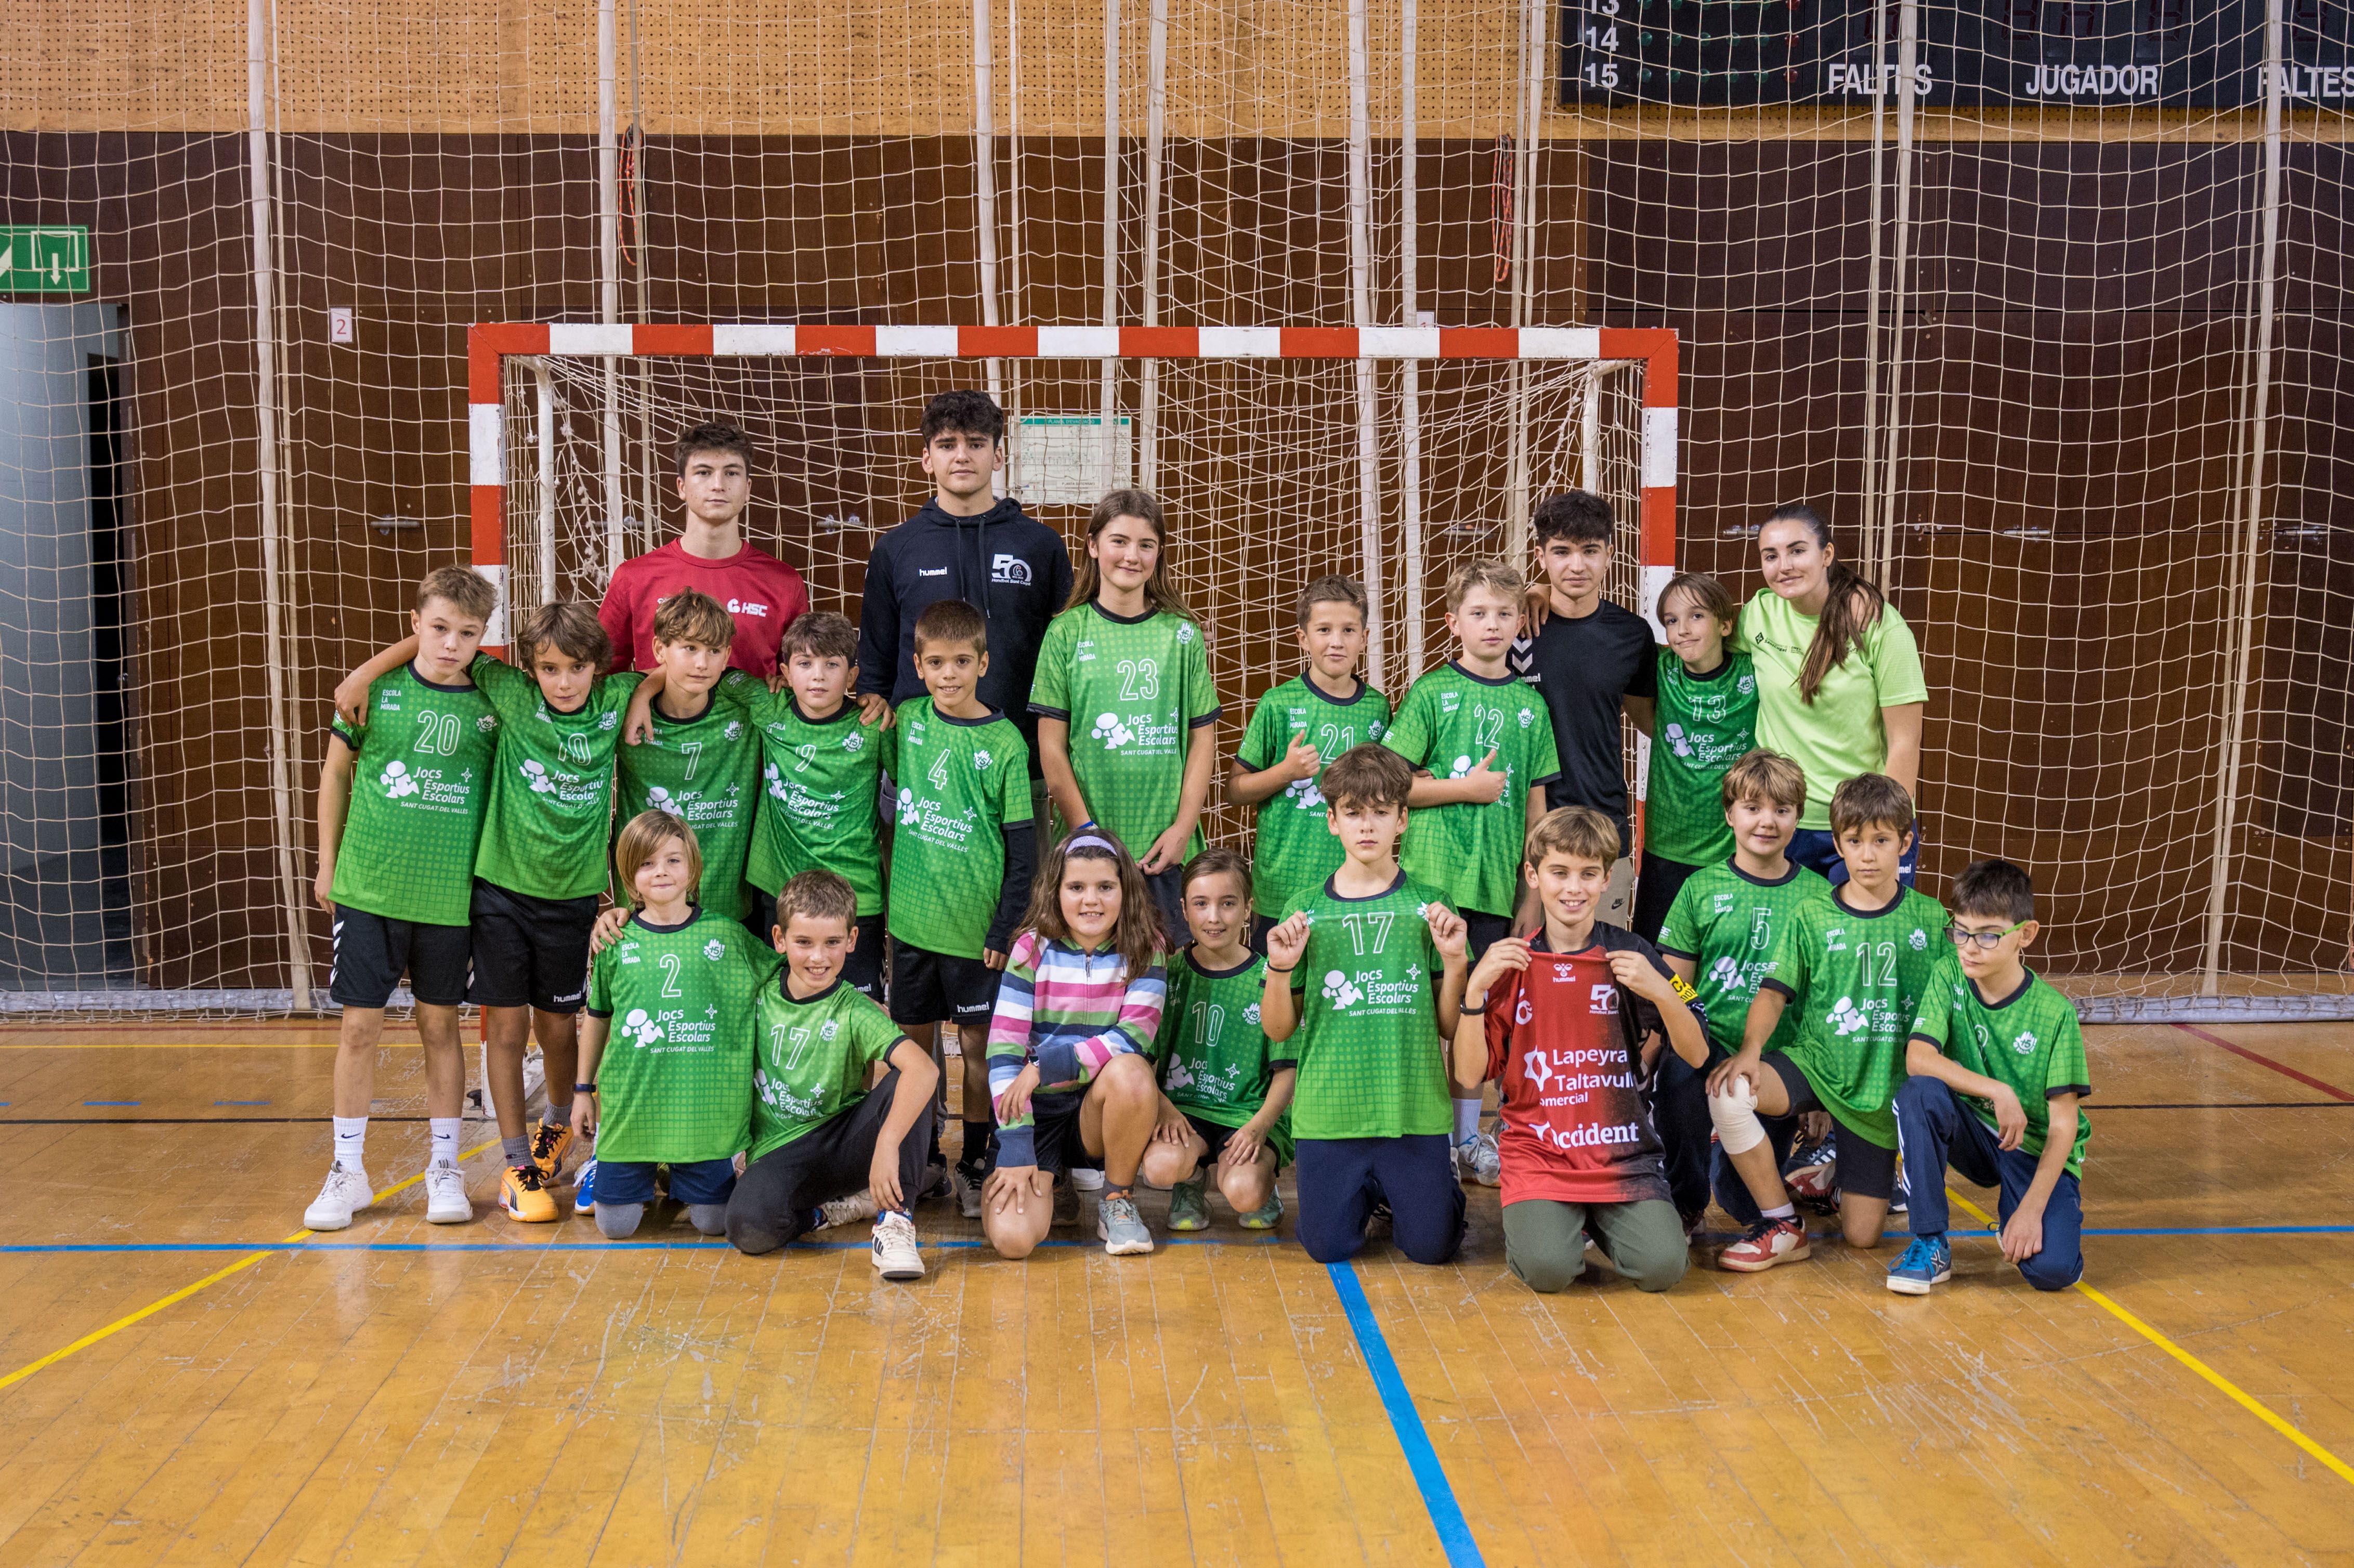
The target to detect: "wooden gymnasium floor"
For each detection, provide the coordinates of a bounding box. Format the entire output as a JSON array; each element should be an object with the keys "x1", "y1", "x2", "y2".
[{"x1": 1, "y1": 1018, "x2": 2351, "y2": 1565}]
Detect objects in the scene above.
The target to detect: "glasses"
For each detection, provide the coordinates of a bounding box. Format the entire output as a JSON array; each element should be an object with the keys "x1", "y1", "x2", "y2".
[{"x1": 1946, "y1": 921, "x2": 2029, "y2": 950}]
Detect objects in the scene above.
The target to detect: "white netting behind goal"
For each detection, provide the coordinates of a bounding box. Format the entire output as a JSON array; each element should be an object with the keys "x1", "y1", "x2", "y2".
[
  {"x1": 504, "y1": 350, "x2": 1650, "y2": 846},
  {"x1": 3, "y1": 0, "x2": 2348, "y2": 1018}
]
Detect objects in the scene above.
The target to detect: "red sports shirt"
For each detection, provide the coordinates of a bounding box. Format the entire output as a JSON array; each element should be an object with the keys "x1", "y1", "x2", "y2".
[
  {"x1": 597, "y1": 538, "x2": 809, "y2": 675},
  {"x1": 1482, "y1": 935, "x2": 1673, "y2": 1207}
]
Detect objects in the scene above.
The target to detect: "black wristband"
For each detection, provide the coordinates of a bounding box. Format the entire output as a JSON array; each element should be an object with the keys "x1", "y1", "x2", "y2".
[
  {"x1": 1267, "y1": 963, "x2": 1296, "y2": 974},
  {"x1": 573, "y1": 1082, "x2": 596, "y2": 1094},
  {"x1": 1459, "y1": 1000, "x2": 1486, "y2": 1015}
]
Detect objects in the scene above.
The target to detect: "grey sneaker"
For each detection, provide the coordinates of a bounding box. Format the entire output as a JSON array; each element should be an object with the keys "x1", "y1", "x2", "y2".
[
  {"x1": 816, "y1": 1188, "x2": 880, "y2": 1231},
  {"x1": 1052, "y1": 1174, "x2": 1081, "y2": 1227},
  {"x1": 1097, "y1": 1193, "x2": 1154, "y2": 1255},
  {"x1": 1467, "y1": 1129, "x2": 1502, "y2": 1187}
]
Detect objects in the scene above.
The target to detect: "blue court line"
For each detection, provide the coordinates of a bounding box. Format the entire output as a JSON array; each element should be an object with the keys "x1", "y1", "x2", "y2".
[
  {"x1": 1326, "y1": 1261, "x2": 1484, "y2": 1567},
  {"x1": 0, "y1": 1234, "x2": 1290, "y2": 1256}
]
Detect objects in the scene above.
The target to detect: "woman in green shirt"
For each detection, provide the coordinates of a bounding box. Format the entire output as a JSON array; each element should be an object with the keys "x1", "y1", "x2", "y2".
[{"x1": 1739, "y1": 505, "x2": 1928, "y2": 886}]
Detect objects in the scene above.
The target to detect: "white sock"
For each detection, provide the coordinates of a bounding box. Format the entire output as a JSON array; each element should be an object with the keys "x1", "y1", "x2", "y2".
[
  {"x1": 333, "y1": 1116, "x2": 368, "y2": 1168},
  {"x1": 429, "y1": 1117, "x2": 461, "y2": 1167},
  {"x1": 1453, "y1": 1098, "x2": 1482, "y2": 1143},
  {"x1": 1762, "y1": 1203, "x2": 1796, "y2": 1222}
]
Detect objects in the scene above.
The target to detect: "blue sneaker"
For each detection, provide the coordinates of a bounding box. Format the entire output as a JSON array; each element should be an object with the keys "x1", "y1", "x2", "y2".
[
  {"x1": 572, "y1": 1159, "x2": 597, "y2": 1216},
  {"x1": 1886, "y1": 1234, "x2": 1952, "y2": 1296}
]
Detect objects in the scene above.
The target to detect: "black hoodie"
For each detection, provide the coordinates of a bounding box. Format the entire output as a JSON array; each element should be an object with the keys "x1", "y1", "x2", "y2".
[{"x1": 855, "y1": 495, "x2": 1075, "y2": 769}]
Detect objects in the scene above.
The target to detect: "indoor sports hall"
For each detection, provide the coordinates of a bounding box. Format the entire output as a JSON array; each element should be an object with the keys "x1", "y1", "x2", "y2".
[{"x1": 2, "y1": 1, "x2": 2350, "y2": 1562}]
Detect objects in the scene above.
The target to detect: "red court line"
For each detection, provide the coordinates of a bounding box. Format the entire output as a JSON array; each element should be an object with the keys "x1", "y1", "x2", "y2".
[{"x1": 2173, "y1": 1023, "x2": 2354, "y2": 1102}]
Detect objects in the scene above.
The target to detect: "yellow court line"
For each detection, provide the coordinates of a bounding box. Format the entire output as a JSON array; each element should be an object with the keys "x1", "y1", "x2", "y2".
[
  {"x1": 1946, "y1": 1187, "x2": 2354, "y2": 1488},
  {"x1": 0, "y1": 1138, "x2": 502, "y2": 1395}
]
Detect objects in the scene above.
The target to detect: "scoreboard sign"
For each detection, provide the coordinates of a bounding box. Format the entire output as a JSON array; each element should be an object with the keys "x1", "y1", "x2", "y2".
[{"x1": 1561, "y1": 0, "x2": 2354, "y2": 108}]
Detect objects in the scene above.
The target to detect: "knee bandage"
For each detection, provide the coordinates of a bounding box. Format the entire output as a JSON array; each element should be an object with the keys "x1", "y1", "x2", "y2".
[{"x1": 1707, "y1": 1076, "x2": 1769, "y2": 1156}]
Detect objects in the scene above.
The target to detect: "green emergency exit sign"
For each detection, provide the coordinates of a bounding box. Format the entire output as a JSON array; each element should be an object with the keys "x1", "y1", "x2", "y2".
[{"x1": 0, "y1": 226, "x2": 92, "y2": 293}]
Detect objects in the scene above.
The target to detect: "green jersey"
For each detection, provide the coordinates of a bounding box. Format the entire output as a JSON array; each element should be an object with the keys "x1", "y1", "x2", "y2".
[
  {"x1": 469, "y1": 656, "x2": 644, "y2": 901},
  {"x1": 583, "y1": 907, "x2": 778, "y2": 1163},
  {"x1": 1382, "y1": 663, "x2": 1558, "y2": 919},
  {"x1": 1910, "y1": 959, "x2": 2093, "y2": 1178},
  {"x1": 1236, "y1": 673, "x2": 1391, "y2": 919},
  {"x1": 1655, "y1": 858, "x2": 1833, "y2": 1057},
  {"x1": 885, "y1": 699, "x2": 1031, "y2": 960},
  {"x1": 1279, "y1": 872, "x2": 1454, "y2": 1141},
  {"x1": 1646, "y1": 649, "x2": 1759, "y2": 865},
  {"x1": 616, "y1": 688, "x2": 761, "y2": 920},
  {"x1": 716, "y1": 672, "x2": 895, "y2": 913},
  {"x1": 326, "y1": 663, "x2": 500, "y2": 926},
  {"x1": 1759, "y1": 883, "x2": 1947, "y2": 1148},
  {"x1": 1030, "y1": 603, "x2": 1222, "y2": 860},
  {"x1": 749, "y1": 974, "x2": 909, "y2": 1161},
  {"x1": 1162, "y1": 948, "x2": 1296, "y2": 1160}
]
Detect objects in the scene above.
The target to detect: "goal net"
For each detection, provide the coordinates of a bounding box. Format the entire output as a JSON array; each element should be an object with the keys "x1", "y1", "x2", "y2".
[
  {"x1": 486, "y1": 330, "x2": 1667, "y2": 852},
  {"x1": 1, "y1": 0, "x2": 2347, "y2": 1021}
]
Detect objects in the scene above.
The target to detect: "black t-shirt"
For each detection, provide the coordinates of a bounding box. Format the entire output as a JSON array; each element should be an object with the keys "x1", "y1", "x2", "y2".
[{"x1": 1508, "y1": 599, "x2": 1658, "y2": 843}]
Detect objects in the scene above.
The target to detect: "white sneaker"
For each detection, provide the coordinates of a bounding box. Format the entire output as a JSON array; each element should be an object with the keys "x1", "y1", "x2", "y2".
[
  {"x1": 423, "y1": 1160, "x2": 472, "y2": 1224},
  {"x1": 1467, "y1": 1129, "x2": 1502, "y2": 1188},
  {"x1": 817, "y1": 1188, "x2": 880, "y2": 1231},
  {"x1": 1070, "y1": 1166, "x2": 1105, "y2": 1192},
  {"x1": 871, "y1": 1211, "x2": 924, "y2": 1280},
  {"x1": 304, "y1": 1161, "x2": 374, "y2": 1231}
]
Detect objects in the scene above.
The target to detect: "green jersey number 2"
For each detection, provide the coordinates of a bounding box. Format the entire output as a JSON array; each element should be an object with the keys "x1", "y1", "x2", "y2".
[
  {"x1": 1118, "y1": 658, "x2": 1161, "y2": 702},
  {"x1": 412, "y1": 711, "x2": 464, "y2": 755}
]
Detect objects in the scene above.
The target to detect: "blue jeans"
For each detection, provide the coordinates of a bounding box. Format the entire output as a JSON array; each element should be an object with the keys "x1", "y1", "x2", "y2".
[
  {"x1": 1787, "y1": 823, "x2": 1923, "y2": 887},
  {"x1": 1894, "y1": 1075, "x2": 2084, "y2": 1291}
]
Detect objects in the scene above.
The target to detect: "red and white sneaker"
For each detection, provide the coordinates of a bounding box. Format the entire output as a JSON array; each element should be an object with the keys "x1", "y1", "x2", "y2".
[
  {"x1": 1718, "y1": 1216, "x2": 1812, "y2": 1273},
  {"x1": 1787, "y1": 1158, "x2": 1837, "y2": 1204}
]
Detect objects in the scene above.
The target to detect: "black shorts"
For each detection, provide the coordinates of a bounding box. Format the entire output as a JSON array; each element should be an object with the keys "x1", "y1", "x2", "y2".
[
  {"x1": 1760, "y1": 1051, "x2": 1899, "y2": 1200},
  {"x1": 1030, "y1": 1088, "x2": 1104, "y2": 1176},
  {"x1": 1184, "y1": 1111, "x2": 1290, "y2": 1170},
  {"x1": 1462, "y1": 910, "x2": 1513, "y2": 967},
  {"x1": 888, "y1": 938, "x2": 1001, "y2": 1026},
  {"x1": 329, "y1": 904, "x2": 470, "y2": 1010},
  {"x1": 467, "y1": 879, "x2": 598, "y2": 1013},
  {"x1": 744, "y1": 892, "x2": 885, "y2": 1003}
]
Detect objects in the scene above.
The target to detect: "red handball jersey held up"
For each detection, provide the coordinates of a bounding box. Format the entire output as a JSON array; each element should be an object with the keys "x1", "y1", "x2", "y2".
[
  {"x1": 598, "y1": 538, "x2": 809, "y2": 675},
  {"x1": 1482, "y1": 931, "x2": 1676, "y2": 1207}
]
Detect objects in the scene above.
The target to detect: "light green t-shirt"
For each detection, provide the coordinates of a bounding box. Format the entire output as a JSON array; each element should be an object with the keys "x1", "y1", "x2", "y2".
[
  {"x1": 716, "y1": 672, "x2": 896, "y2": 913},
  {"x1": 616, "y1": 689, "x2": 762, "y2": 920},
  {"x1": 326, "y1": 663, "x2": 499, "y2": 926},
  {"x1": 1654, "y1": 858, "x2": 1833, "y2": 1057},
  {"x1": 1759, "y1": 883, "x2": 1947, "y2": 1149},
  {"x1": 1278, "y1": 872, "x2": 1455, "y2": 1142},
  {"x1": 1235, "y1": 673, "x2": 1391, "y2": 920},
  {"x1": 1030, "y1": 602, "x2": 1222, "y2": 861},
  {"x1": 470, "y1": 656, "x2": 645, "y2": 901},
  {"x1": 583, "y1": 907, "x2": 779, "y2": 1163},
  {"x1": 1381, "y1": 662, "x2": 1558, "y2": 919},
  {"x1": 885, "y1": 698, "x2": 1031, "y2": 960},
  {"x1": 1736, "y1": 592, "x2": 1928, "y2": 830},
  {"x1": 749, "y1": 974, "x2": 910, "y2": 1160},
  {"x1": 1647, "y1": 648, "x2": 1760, "y2": 865},
  {"x1": 1910, "y1": 959, "x2": 2093, "y2": 1178}
]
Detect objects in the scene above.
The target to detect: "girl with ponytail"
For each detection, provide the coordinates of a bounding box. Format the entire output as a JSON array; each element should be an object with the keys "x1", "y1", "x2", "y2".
[{"x1": 1740, "y1": 505, "x2": 1929, "y2": 885}]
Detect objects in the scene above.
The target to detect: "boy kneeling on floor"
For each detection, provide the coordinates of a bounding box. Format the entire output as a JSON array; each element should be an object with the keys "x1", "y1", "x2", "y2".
[{"x1": 1452, "y1": 807, "x2": 1712, "y2": 1292}]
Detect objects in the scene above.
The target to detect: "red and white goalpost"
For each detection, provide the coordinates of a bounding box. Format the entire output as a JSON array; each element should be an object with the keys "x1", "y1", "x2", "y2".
[{"x1": 464, "y1": 321, "x2": 1678, "y2": 841}]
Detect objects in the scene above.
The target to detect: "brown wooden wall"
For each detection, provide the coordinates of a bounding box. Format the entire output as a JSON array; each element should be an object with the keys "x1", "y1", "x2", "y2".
[{"x1": 2, "y1": 128, "x2": 2346, "y2": 989}]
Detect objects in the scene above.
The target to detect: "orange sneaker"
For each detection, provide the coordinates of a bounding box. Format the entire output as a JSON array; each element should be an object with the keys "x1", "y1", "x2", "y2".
[
  {"x1": 1718, "y1": 1216, "x2": 1812, "y2": 1273},
  {"x1": 500, "y1": 1161, "x2": 560, "y2": 1223},
  {"x1": 529, "y1": 1119, "x2": 574, "y2": 1180}
]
